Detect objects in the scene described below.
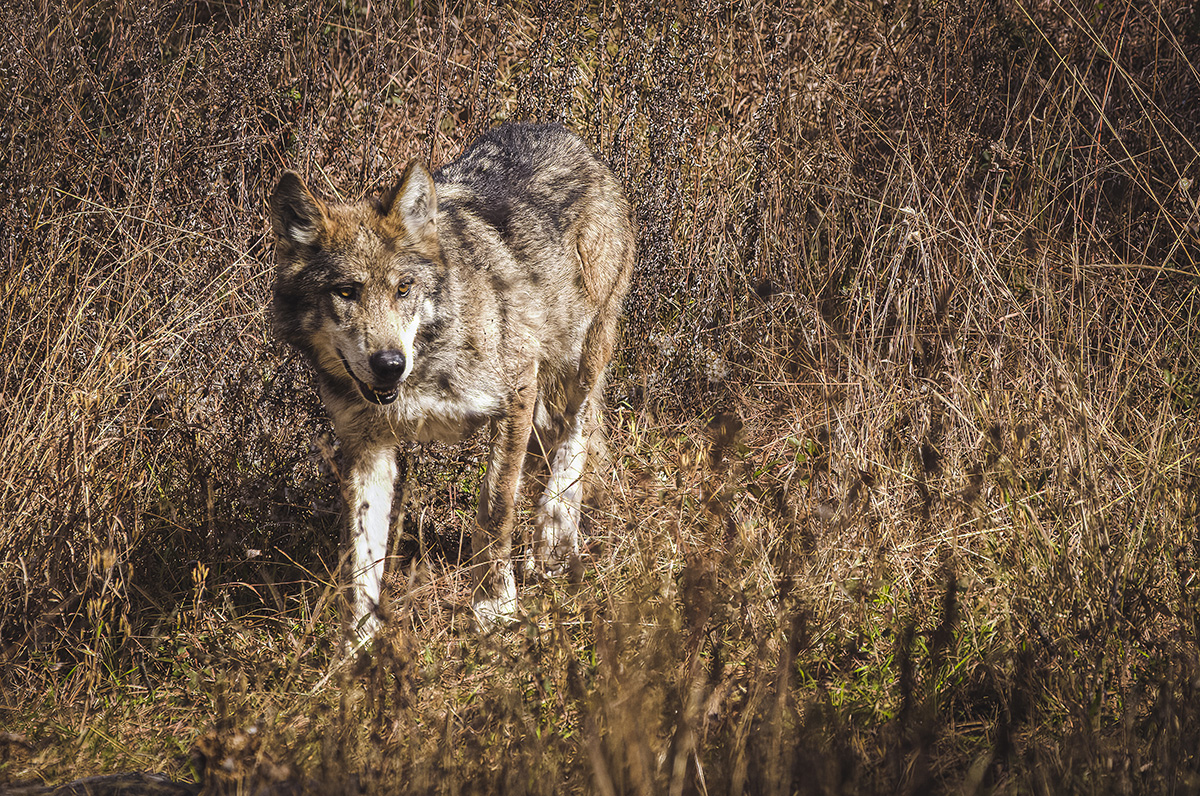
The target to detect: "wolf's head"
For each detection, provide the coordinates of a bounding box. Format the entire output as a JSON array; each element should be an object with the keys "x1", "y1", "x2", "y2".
[{"x1": 269, "y1": 164, "x2": 445, "y2": 406}]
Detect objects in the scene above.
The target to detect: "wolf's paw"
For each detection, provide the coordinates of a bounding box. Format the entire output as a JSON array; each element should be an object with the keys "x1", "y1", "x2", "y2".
[
  {"x1": 529, "y1": 552, "x2": 585, "y2": 586},
  {"x1": 472, "y1": 568, "x2": 518, "y2": 630},
  {"x1": 527, "y1": 551, "x2": 576, "y2": 579},
  {"x1": 533, "y1": 505, "x2": 580, "y2": 577},
  {"x1": 340, "y1": 605, "x2": 381, "y2": 655},
  {"x1": 472, "y1": 593, "x2": 518, "y2": 630}
]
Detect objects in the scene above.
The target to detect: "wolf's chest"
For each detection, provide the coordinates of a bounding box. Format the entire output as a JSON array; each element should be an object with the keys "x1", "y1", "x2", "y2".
[{"x1": 390, "y1": 384, "x2": 502, "y2": 444}]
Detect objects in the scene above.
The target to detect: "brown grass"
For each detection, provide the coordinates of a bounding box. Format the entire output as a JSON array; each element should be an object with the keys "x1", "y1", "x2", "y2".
[{"x1": 1, "y1": 0, "x2": 1198, "y2": 793}]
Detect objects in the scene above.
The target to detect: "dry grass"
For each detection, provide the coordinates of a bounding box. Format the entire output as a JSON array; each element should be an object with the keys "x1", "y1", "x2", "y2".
[{"x1": 1, "y1": 0, "x2": 1198, "y2": 793}]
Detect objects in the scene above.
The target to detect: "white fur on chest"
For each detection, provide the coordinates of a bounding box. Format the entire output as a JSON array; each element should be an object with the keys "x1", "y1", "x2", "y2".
[{"x1": 391, "y1": 383, "x2": 502, "y2": 443}]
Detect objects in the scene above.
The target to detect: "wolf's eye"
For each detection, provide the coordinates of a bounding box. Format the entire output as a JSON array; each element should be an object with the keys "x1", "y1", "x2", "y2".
[
  {"x1": 334, "y1": 285, "x2": 359, "y2": 301},
  {"x1": 397, "y1": 279, "x2": 413, "y2": 298}
]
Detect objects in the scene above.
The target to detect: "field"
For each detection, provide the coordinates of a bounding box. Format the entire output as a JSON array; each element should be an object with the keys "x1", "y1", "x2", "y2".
[{"x1": 2, "y1": 0, "x2": 1199, "y2": 793}]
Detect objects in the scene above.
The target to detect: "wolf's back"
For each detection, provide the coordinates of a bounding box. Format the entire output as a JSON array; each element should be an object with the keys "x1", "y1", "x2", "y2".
[{"x1": 436, "y1": 122, "x2": 634, "y2": 310}]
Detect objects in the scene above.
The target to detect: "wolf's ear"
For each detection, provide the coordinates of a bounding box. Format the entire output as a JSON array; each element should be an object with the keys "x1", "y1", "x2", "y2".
[
  {"x1": 380, "y1": 162, "x2": 437, "y2": 239},
  {"x1": 270, "y1": 171, "x2": 327, "y2": 248}
]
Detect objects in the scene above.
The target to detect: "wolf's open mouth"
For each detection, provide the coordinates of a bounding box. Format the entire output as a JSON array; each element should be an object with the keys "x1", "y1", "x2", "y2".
[{"x1": 337, "y1": 350, "x2": 399, "y2": 406}]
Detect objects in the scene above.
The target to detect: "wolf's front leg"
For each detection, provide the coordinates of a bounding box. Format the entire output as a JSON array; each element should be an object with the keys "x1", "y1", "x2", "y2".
[
  {"x1": 472, "y1": 375, "x2": 536, "y2": 628},
  {"x1": 344, "y1": 444, "x2": 398, "y2": 640}
]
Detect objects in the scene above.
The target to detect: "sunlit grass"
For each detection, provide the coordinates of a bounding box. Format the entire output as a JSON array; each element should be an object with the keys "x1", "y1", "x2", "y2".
[{"x1": 1, "y1": 1, "x2": 1198, "y2": 793}]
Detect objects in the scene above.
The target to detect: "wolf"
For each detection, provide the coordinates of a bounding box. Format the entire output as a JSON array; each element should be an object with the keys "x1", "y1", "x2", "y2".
[{"x1": 268, "y1": 122, "x2": 635, "y2": 638}]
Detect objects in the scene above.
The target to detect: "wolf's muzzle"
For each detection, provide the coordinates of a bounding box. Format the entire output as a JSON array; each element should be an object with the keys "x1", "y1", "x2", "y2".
[{"x1": 337, "y1": 349, "x2": 401, "y2": 405}]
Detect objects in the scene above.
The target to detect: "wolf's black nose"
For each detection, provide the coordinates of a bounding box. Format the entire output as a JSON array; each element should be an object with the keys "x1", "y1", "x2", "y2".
[{"x1": 369, "y1": 350, "x2": 406, "y2": 381}]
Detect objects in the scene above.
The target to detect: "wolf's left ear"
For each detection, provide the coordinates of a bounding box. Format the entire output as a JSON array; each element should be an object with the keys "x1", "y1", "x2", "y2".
[{"x1": 381, "y1": 162, "x2": 437, "y2": 239}]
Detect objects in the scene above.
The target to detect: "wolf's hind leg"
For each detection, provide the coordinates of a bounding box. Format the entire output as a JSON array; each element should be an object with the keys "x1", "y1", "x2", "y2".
[
  {"x1": 533, "y1": 392, "x2": 600, "y2": 576},
  {"x1": 345, "y1": 445, "x2": 397, "y2": 640}
]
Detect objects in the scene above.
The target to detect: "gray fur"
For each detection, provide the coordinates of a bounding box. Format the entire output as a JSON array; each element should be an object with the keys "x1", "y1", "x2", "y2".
[{"x1": 269, "y1": 122, "x2": 635, "y2": 637}]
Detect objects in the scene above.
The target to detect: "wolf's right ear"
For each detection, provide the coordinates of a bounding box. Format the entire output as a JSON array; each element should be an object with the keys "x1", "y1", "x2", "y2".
[
  {"x1": 270, "y1": 171, "x2": 327, "y2": 249},
  {"x1": 380, "y1": 162, "x2": 437, "y2": 240}
]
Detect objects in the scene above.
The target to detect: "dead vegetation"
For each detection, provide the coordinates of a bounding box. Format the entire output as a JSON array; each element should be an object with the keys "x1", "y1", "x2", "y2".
[{"x1": 1, "y1": 0, "x2": 1198, "y2": 793}]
